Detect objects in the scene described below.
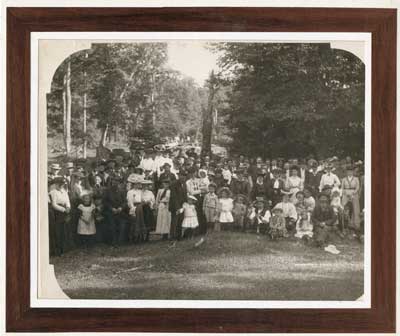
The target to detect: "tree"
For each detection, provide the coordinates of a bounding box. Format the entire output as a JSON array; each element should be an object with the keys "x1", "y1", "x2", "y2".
[{"x1": 212, "y1": 43, "x2": 365, "y2": 159}]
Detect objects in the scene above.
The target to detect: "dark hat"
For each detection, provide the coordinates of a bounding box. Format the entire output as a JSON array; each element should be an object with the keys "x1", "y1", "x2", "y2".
[
  {"x1": 163, "y1": 162, "x2": 172, "y2": 167},
  {"x1": 272, "y1": 168, "x2": 281, "y2": 174},
  {"x1": 208, "y1": 182, "x2": 217, "y2": 189},
  {"x1": 235, "y1": 168, "x2": 244, "y2": 174},
  {"x1": 178, "y1": 169, "x2": 188, "y2": 176},
  {"x1": 296, "y1": 190, "x2": 305, "y2": 197},
  {"x1": 160, "y1": 178, "x2": 171, "y2": 184},
  {"x1": 51, "y1": 176, "x2": 66, "y2": 185},
  {"x1": 72, "y1": 172, "x2": 85, "y2": 179},
  {"x1": 218, "y1": 187, "x2": 232, "y2": 197}
]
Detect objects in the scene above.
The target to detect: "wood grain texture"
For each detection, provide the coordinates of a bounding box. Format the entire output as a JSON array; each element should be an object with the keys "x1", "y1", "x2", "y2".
[{"x1": 6, "y1": 7, "x2": 396, "y2": 333}]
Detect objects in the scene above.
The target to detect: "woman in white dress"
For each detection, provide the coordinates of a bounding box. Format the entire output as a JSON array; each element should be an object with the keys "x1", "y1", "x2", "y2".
[
  {"x1": 286, "y1": 167, "x2": 303, "y2": 203},
  {"x1": 155, "y1": 179, "x2": 172, "y2": 239}
]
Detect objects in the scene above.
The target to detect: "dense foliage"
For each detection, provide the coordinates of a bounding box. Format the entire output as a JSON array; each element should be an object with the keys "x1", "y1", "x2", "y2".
[
  {"x1": 212, "y1": 43, "x2": 365, "y2": 159},
  {"x1": 47, "y1": 43, "x2": 207, "y2": 153}
]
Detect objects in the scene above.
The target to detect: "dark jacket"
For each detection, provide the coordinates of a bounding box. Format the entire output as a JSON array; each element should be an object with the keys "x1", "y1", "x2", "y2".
[{"x1": 169, "y1": 180, "x2": 187, "y2": 213}]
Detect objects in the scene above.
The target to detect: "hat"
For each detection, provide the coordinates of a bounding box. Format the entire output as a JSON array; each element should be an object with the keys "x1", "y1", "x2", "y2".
[
  {"x1": 142, "y1": 179, "x2": 153, "y2": 185},
  {"x1": 307, "y1": 159, "x2": 318, "y2": 167},
  {"x1": 188, "y1": 195, "x2": 197, "y2": 202},
  {"x1": 324, "y1": 244, "x2": 340, "y2": 255},
  {"x1": 127, "y1": 174, "x2": 144, "y2": 184},
  {"x1": 218, "y1": 187, "x2": 232, "y2": 197},
  {"x1": 160, "y1": 178, "x2": 171, "y2": 184},
  {"x1": 50, "y1": 163, "x2": 61, "y2": 170},
  {"x1": 65, "y1": 162, "x2": 74, "y2": 169},
  {"x1": 51, "y1": 176, "x2": 65, "y2": 185},
  {"x1": 178, "y1": 169, "x2": 188, "y2": 177},
  {"x1": 272, "y1": 168, "x2": 281, "y2": 174},
  {"x1": 163, "y1": 162, "x2": 172, "y2": 168},
  {"x1": 208, "y1": 182, "x2": 217, "y2": 189},
  {"x1": 207, "y1": 170, "x2": 215, "y2": 177},
  {"x1": 273, "y1": 206, "x2": 283, "y2": 213},
  {"x1": 281, "y1": 187, "x2": 292, "y2": 195},
  {"x1": 296, "y1": 190, "x2": 305, "y2": 197},
  {"x1": 72, "y1": 172, "x2": 85, "y2": 179},
  {"x1": 80, "y1": 190, "x2": 92, "y2": 198}
]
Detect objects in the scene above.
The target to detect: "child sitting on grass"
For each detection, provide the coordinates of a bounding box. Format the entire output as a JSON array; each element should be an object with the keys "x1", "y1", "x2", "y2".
[
  {"x1": 268, "y1": 206, "x2": 287, "y2": 239},
  {"x1": 248, "y1": 197, "x2": 271, "y2": 234},
  {"x1": 295, "y1": 209, "x2": 313, "y2": 241}
]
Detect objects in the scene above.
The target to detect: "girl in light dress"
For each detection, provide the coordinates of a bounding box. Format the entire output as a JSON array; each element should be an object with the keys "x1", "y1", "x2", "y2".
[
  {"x1": 286, "y1": 167, "x2": 303, "y2": 203},
  {"x1": 295, "y1": 209, "x2": 313, "y2": 240},
  {"x1": 181, "y1": 195, "x2": 199, "y2": 239},
  {"x1": 77, "y1": 191, "x2": 96, "y2": 248},
  {"x1": 155, "y1": 179, "x2": 172, "y2": 240},
  {"x1": 217, "y1": 187, "x2": 234, "y2": 231}
]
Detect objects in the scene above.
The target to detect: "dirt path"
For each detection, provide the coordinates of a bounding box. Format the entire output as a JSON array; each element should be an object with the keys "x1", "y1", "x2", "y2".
[{"x1": 53, "y1": 232, "x2": 364, "y2": 300}]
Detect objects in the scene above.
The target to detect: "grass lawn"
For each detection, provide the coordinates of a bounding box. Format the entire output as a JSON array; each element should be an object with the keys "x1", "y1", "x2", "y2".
[{"x1": 53, "y1": 231, "x2": 364, "y2": 301}]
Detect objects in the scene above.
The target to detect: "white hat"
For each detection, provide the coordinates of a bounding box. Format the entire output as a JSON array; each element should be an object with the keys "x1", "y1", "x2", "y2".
[
  {"x1": 50, "y1": 163, "x2": 61, "y2": 170},
  {"x1": 188, "y1": 195, "x2": 197, "y2": 202},
  {"x1": 324, "y1": 245, "x2": 340, "y2": 255}
]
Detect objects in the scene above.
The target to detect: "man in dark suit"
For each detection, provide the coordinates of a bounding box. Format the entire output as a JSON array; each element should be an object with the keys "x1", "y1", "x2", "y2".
[
  {"x1": 304, "y1": 159, "x2": 322, "y2": 197},
  {"x1": 169, "y1": 170, "x2": 188, "y2": 241},
  {"x1": 267, "y1": 168, "x2": 285, "y2": 206}
]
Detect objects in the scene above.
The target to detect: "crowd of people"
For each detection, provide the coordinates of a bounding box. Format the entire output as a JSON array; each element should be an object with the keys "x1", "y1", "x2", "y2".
[{"x1": 47, "y1": 146, "x2": 365, "y2": 257}]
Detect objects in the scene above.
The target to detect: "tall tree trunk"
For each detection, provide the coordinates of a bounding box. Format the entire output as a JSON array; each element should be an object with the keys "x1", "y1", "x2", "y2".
[
  {"x1": 201, "y1": 71, "x2": 217, "y2": 158},
  {"x1": 83, "y1": 92, "x2": 87, "y2": 159},
  {"x1": 63, "y1": 61, "x2": 72, "y2": 157},
  {"x1": 100, "y1": 124, "x2": 109, "y2": 147}
]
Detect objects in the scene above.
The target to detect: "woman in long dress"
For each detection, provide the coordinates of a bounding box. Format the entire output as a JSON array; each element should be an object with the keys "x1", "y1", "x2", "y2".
[
  {"x1": 341, "y1": 166, "x2": 361, "y2": 230},
  {"x1": 155, "y1": 179, "x2": 172, "y2": 239},
  {"x1": 286, "y1": 166, "x2": 303, "y2": 203}
]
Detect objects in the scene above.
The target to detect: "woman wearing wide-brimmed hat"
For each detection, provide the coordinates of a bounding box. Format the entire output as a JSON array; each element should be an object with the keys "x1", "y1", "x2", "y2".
[
  {"x1": 48, "y1": 177, "x2": 71, "y2": 256},
  {"x1": 154, "y1": 178, "x2": 172, "y2": 240},
  {"x1": 341, "y1": 165, "x2": 361, "y2": 231}
]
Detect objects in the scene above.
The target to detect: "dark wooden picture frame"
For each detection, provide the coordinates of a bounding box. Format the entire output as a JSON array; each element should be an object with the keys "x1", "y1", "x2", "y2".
[{"x1": 6, "y1": 7, "x2": 396, "y2": 333}]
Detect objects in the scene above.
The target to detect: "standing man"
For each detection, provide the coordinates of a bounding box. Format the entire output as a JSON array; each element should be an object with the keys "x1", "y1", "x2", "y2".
[
  {"x1": 103, "y1": 176, "x2": 128, "y2": 247},
  {"x1": 169, "y1": 170, "x2": 188, "y2": 241}
]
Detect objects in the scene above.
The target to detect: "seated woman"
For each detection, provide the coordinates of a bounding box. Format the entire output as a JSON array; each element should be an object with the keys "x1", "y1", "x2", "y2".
[{"x1": 273, "y1": 192, "x2": 297, "y2": 234}]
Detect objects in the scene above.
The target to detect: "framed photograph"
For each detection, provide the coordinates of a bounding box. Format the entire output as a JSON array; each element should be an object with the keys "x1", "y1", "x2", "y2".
[{"x1": 6, "y1": 7, "x2": 396, "y2": 333}]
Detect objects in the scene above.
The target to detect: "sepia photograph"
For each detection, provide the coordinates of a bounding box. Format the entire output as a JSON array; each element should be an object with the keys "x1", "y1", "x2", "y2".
[{"x1": 35, "y1": 33, "x2": 370, "y2": 305}]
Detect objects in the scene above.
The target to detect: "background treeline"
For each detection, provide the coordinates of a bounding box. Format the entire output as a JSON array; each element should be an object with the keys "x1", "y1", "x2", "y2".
[
  {"x1": 47, "y1": 42, "x2": 365, "y2": 160},
  {"x1": 212, "y1": 43, "x2": 365, "y2": 159}
]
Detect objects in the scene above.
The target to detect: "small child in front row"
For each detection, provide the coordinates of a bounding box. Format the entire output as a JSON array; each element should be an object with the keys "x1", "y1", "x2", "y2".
[
  {"x1": 331, "y1": 189, "x2": 344, "y2": 233},
  {"x1": 268, "y1": 206, "x2": 287, "y2": 239},
  {"x1": 232, "y1": 194, "x2": 248, "y2": 231},
  {"x1": 248, "y1": 198, "x2": 271, "y2": 234},
  {"x1": 294, "y1": 209, "x2": 313, "y2": 241},
  {"x1": 181, "y1": 195, "x2": 199, "y2": 239},
  {"x1": 77, "y1": 192, "x2": 96, "y2": 248},
  {"x1": 202, "y1": 183, "x2": 219, "y2": 232},
  {"x1": 217, "y1": 187, "x2": 234, "y2": 231}
]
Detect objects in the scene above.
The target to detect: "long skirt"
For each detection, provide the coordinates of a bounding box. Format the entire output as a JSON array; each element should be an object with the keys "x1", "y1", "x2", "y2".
[
  {"x1": 143, "y1": 204, "x2": 156, "y2": 232},
  {"x1": 155, "y1": 204, "x2": 171, "y2": 235},
  {"x1": 342, "y1": 194, "x2": 361, "y2": 230},
  {"x1": 48, "y1": 206, "x2": 57, "y2": 257},
  {"x1": 130, "y1": 204, "x2": 147, "y2": 240},
  {"x1": 53, "y1": 210, "x2": 67, "y2": 256}
]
